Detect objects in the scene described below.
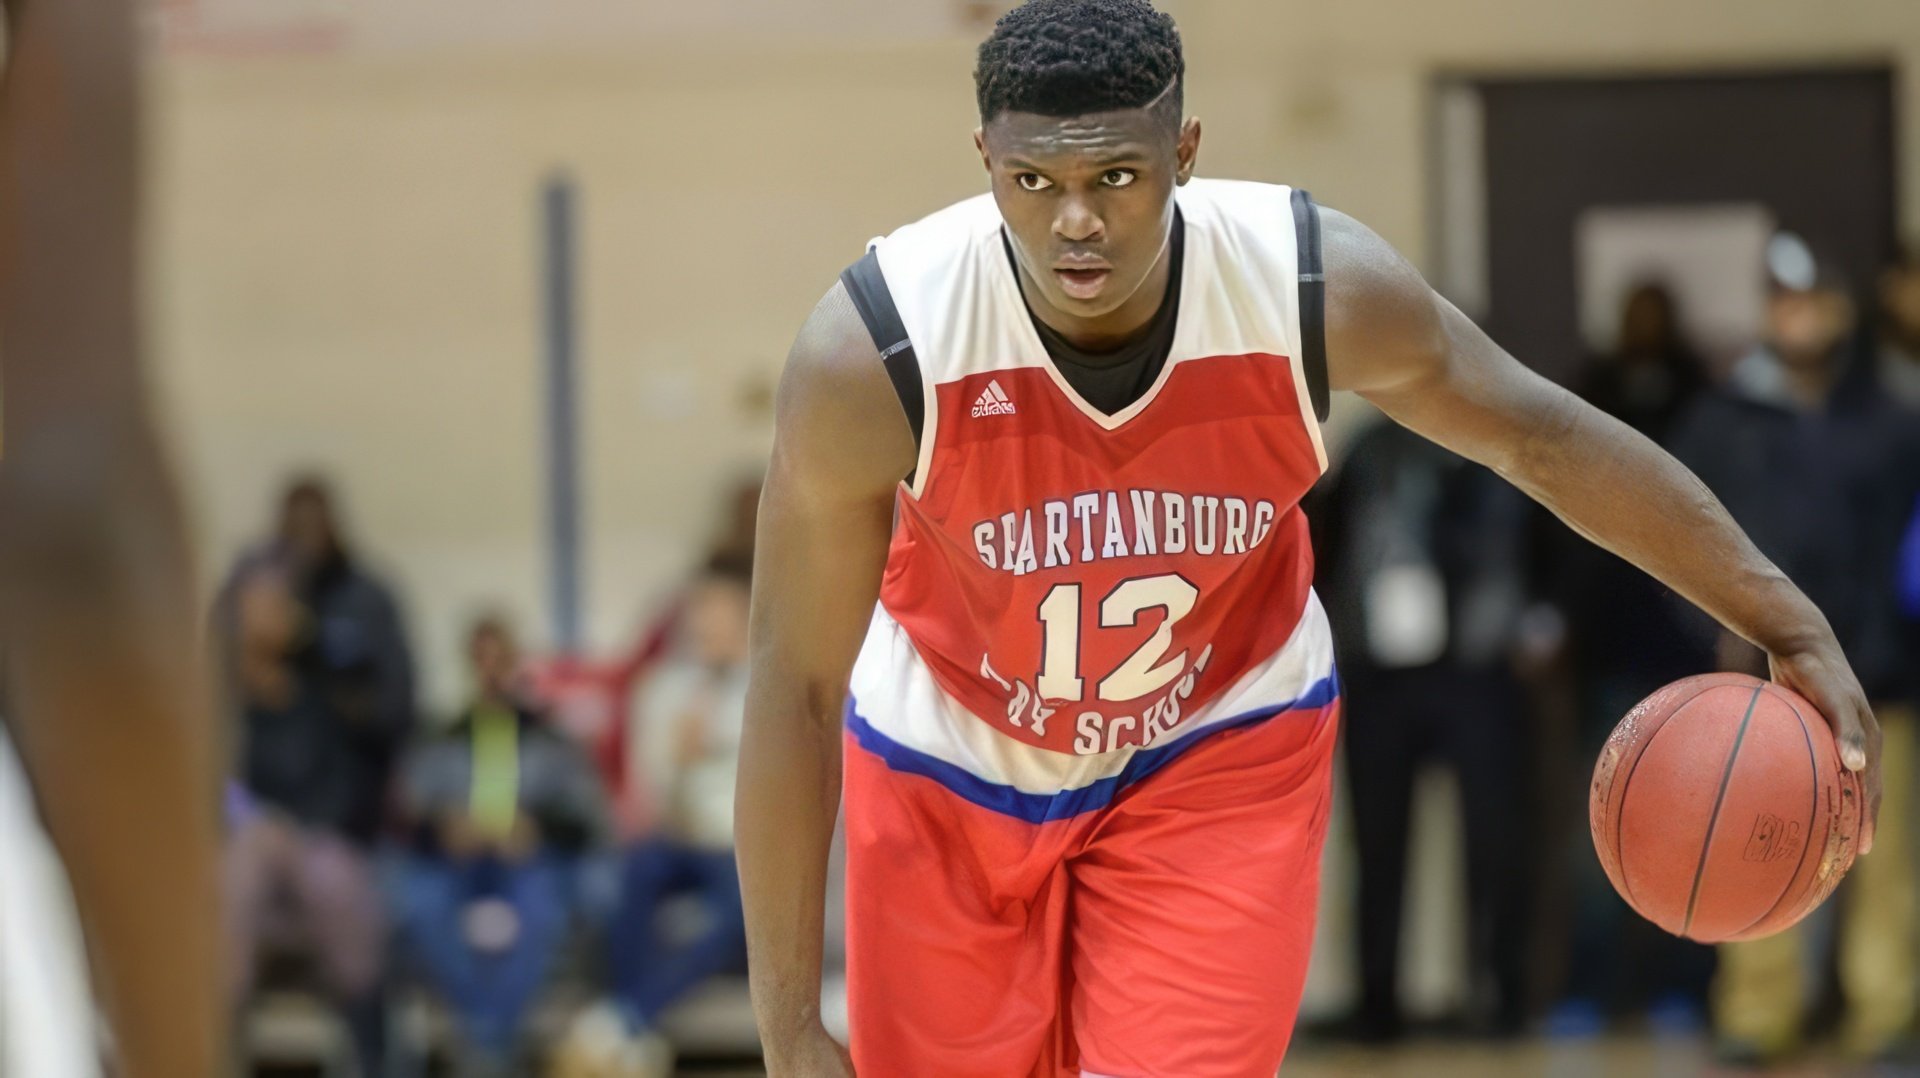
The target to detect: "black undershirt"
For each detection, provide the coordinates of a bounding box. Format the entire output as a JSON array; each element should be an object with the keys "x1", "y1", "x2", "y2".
[{"x1": 1004, "y1": 211, "x2": 1185, "y2": 417}]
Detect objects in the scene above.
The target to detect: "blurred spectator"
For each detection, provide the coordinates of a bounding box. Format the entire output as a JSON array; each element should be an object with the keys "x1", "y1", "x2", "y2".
[
  {"x1": 1315, "y1": 421, "x2": 1536, "y2": 1041},
  {"x1": 1577, "y1": 281, "x2": 1709, "y2": 439},
  {"x1": 1667, "y1": 233, "x2": 1920, "y2": 1066},
  {"x1": 1879, "y1": 246, "x2": 1920, "y2": 663},
  {"x1": 224, "y1": 565, "x2": 396, "y2": 1075},
  {"x1": 562, "y1": 475, "x2": 766, "y2": 814},
  {"x1": 392, "y1": 615, "x2": 608, "y2": 1074},
  {"x1": 220, "y1": 477, "x2": 418, "y2": 769},
  {"x1": 1547, "y1": 284, "x2": 1716, "y2": 1035},
  {"x1": 606, "y1": 552, "x2": 753, "y2": 1053},
  {"x1": 1873, "y1": 242, "x2": 1920, "y2": 779},
  {"x1": 1877, "y1": 243, "x2": 1920, "y2": 408}
]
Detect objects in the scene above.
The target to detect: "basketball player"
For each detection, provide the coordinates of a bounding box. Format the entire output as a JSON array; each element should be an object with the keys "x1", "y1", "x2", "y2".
[
  {"x1": 0, "y1": 0, "x2": 222, "y2": 1075},
  {"x1": 737, "y1": 1, "x2": 1883, "y2": 1074}
]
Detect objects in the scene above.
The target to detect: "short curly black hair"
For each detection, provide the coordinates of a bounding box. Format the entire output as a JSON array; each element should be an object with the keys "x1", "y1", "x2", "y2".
[{"x1": 974, "y1": 0, "x2": 1184, "y2": 127}]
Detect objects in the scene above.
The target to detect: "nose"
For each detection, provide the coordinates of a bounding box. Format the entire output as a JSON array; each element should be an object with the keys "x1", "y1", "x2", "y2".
[{"x1": 1054, "y1": 193, "x2": 1105, "y2": 244}]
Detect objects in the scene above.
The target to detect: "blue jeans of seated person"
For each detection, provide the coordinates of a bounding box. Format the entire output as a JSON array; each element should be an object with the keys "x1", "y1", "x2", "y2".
[
  {"x1": 611, "y1": 837, "x2": 747, "y2": 1028},
  {"x1": 394, "y1": 854, "x2": 570, "y2": 1055}
]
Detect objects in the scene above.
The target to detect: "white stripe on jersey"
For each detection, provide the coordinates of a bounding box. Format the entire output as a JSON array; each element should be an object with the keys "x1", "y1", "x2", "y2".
[
  {"x1": 0, "y1": 731, "x2": 101, "y2": 1078},
  {"x1": 849, "y1": 588, "x2": 1336, "y2": 798}
]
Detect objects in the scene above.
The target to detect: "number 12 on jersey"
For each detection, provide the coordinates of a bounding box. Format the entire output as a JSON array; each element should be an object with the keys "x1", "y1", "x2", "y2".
[{"x1": 1036, "y1": 573, "x2": 1200, "y2": 704}]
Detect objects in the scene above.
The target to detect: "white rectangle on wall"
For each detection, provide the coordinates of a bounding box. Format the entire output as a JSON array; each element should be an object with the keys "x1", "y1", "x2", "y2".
[{"x1": 1575, "y1": 202, "x2": 1774, "y2": 366}]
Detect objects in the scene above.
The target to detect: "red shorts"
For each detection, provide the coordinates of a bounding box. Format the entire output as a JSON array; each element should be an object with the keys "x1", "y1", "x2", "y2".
[{"x1": 842, "y1": 701, "x2": 1340, "y2": 1077}]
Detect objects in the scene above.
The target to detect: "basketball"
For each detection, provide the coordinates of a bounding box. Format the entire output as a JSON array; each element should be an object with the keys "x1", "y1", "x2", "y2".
[{"x1": 1589, "y1": 673, "x2": 1864, "y2": 944}]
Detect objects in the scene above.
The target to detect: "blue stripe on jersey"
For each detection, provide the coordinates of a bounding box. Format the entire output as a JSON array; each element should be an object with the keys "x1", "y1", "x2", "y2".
[{"x1": 845, "y1": 667, "x2": 1340, "y2": 824}]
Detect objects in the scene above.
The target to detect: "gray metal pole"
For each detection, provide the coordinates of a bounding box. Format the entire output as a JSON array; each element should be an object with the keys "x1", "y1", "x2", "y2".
[{"x1": 542, "y1": 174, "x2": 583, "y2": 652}]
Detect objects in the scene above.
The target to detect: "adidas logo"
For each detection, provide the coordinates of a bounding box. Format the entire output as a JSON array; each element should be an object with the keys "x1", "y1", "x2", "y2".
[{"x1": 971, "y1": 380, "x2": 1017, "y2": 418}]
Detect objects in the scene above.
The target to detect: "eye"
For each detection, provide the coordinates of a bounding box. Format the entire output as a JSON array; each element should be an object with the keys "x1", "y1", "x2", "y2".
[
  {"x1": 1016, "y1": 173, "x2": 1054, "y2": 192},
  {"x1": 1101, "y1": 169, "x2": 1138, "y2": 188}
]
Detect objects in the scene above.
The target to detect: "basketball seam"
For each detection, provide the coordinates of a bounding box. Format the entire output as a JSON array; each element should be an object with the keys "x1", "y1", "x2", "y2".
[
  {"x1": 1609, "y1": 684, "x2": 1724, "y2": 918},
  {"x1": 1747, "y1": 689, "x2": 1823, "y2": 935},
  {"x1": 1681, "y1": 684, "x2": 1765, "y2": 939}
]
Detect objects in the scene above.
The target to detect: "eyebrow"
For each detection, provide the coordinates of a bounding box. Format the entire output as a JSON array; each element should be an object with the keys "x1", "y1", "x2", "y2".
[{"x1": 1001, "y1": 148, "x2": 1153, "y2": 172}]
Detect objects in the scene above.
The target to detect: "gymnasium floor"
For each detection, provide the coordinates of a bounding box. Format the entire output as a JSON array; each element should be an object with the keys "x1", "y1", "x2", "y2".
[{"x1": 689, "y1": 1037, "x2": 1920, "y2": 1078}]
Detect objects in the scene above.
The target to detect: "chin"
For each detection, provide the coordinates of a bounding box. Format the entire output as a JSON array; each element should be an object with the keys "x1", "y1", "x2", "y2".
[{"x1": 1051, "y1": 287, "x2": 1127, "y2": 319}]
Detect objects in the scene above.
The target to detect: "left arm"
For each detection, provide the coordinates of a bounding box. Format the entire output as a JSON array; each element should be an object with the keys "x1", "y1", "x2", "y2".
[{"x1": 1317, "y1": 207, "x2": 1882, "y2": 850}]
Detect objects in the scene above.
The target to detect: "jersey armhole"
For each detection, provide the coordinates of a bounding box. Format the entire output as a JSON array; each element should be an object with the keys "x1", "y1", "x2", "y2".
[
  {"x1": 839, "y1": 248, "x2": 927, "y2": 488},
  {"x1": 1289, "y1": 188, "x2": 1331, "y2": 425}
]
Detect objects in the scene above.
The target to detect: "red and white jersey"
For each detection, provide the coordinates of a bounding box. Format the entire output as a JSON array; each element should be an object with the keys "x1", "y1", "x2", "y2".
[{"x1": 845, "y1": 179, "x2": 1337, "y2": 823}]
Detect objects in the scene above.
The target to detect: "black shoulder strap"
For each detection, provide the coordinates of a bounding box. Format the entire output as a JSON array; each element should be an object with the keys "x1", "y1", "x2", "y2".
[
  {"x1": 839, "y1": 248, "x2": 926, "y2": 453},
  {"x1": 1290, "y1": 188, "x2": 1331, "y2": 423}
]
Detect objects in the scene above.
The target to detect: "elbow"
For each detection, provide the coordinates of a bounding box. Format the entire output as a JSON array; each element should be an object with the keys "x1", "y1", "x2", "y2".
[
  {"x1": 0, "y1": 472, "x2": 126, "y2": 584},
  {"x1": 743, "y1": 663, "x2": 851, "y2": 744},
  {"x1": 0, "y1": 439, "x2": 183, "y2": 613}
]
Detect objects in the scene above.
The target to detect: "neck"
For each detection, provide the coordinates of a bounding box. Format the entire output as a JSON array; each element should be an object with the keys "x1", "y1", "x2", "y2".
[
  {"x1": 1019, "y1": 228, "x2": 1175, "y2": 354},
  {"x1": 1779, "y1": 354, "x2": 1840, "y2": 409},
  {"x1": 1887, "y1": 323, "x2": 1920, "y2": 361},
  {"x1": 474, "y1": 688, "x2": 516, "y2": 713}
]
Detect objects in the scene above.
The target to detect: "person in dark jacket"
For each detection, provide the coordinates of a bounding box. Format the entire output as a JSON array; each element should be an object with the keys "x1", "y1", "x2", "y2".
[
  {"x1": 1315, "y1": 419, "x2": 1537, "y2": 1041},
  {"x1": 1877, "y1": 243, "x2": 1920, "y2": 409},
  {"x1": 392, "y1": 615, "x2": 608, "y2": 1074},
  {"x1": 1669, "y1": 234, "x2": 1920, "y2": 1066},
  {"x1": 224, "y1": 565, "x2": 398, "y2": 1075},
  {"x1": 223, "y1": 477, "x2": 417, "y2": 1074},
  {"x1": 1576, "y1": 281, "x2": 1709, "y2": 438}
]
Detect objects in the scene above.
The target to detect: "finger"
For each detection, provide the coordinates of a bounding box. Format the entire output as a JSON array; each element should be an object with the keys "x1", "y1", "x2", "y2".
[
  {"x1": 1820, "y1": 691, "x2": 1870, "y2": 774},
  {"x1": 1769, "y1": 661, "x2": 1860, "y2": 770}
]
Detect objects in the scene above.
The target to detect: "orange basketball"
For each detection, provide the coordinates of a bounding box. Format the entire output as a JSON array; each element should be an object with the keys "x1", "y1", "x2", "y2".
[{"x1": 1589, "y1": 673, "x2": 1863, "y2": 943}]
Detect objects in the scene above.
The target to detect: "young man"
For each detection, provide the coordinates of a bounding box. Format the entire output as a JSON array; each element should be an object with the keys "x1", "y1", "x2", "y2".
[
  {"x1": 737, "y1": 2, "x2": 1883, "y2": 1074},
  {"x1": 393, "y1": 614, "x2": 606, "y2": 1073},
  {"x1": 0, "y1": 0, "x2": 222, "y2": 1075}
]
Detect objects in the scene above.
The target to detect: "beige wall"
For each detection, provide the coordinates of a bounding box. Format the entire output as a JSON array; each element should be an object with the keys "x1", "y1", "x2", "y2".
[{"x1": 151, "y1": 0, "x2": 1920, "y2": 709}]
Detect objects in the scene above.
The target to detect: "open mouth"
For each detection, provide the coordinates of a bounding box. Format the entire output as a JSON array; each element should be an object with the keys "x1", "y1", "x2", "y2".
[{"x1": 1054, "y1": 266, "x2": 1112, "y2": 300}]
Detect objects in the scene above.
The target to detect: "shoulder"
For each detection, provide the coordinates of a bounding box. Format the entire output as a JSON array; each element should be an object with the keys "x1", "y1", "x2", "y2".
[
  {"x1": 1315, "y1": 206, "x2": 1452, "y2": 394},
  {"x1": 1175, "y1": 178, "x2": 1299, "y2": 249},
  {"x1": 877, "y1": 193, "x2": 1003, "y2": 252},
  {"x1": 779, "y1": 280, "x2": 895, "y2": 439},
  {"x1": 329, "y1": 563, "x2": 404, "y2": 613},
  {"x1": 1320, "y1": 207, "x2": 1437, "y2": 325},
  {"x1": 773, "y1": 278, "x2": 918, "y2": 496}
]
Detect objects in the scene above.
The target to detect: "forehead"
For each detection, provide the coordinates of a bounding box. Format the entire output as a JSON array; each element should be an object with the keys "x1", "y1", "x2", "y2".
[{"x1": 983, "y1": 107, "x2": 1173, "y2": 165}]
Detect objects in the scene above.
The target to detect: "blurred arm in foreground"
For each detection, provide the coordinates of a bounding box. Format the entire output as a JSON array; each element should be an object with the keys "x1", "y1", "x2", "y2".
[{"x1": 0, "y1": 1, "x2": 223, "y2": 1076}]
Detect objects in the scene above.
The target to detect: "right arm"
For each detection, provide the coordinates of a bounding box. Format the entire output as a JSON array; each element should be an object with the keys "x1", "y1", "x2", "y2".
[
  {"x1": 737, "y1": 282, "x2": 914, "y2": 1074},
  {"x1": 0, "y1": 1, "x2": 223, "y2": 1075}
]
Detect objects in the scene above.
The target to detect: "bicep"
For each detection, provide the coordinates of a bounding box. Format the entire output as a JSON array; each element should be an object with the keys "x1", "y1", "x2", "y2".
[
  {"x1": 1321, "y1": 209, "x2": 1579, "y2": 479},
  {"x1": 749, "y1": 450, "x2": 896, "y2": 708},
  {"x1": 745, "y1": 284, "x2": 914, "y2": 722},
  {"x1": 1361, "y1": 300, "x2": 1581, "y2": 480}
]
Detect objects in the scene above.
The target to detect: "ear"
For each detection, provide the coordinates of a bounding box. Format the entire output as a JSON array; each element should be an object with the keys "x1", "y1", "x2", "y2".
[
  {"x1": 974, "y1": 128, "x2": 991, "y2": 173},
  {"x1": 1167, "y1": 117, "x2": 1198, "y2": 187},
  {"x1": 1175, "y1": 117, "x2": 1202, "y2": 185}
]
